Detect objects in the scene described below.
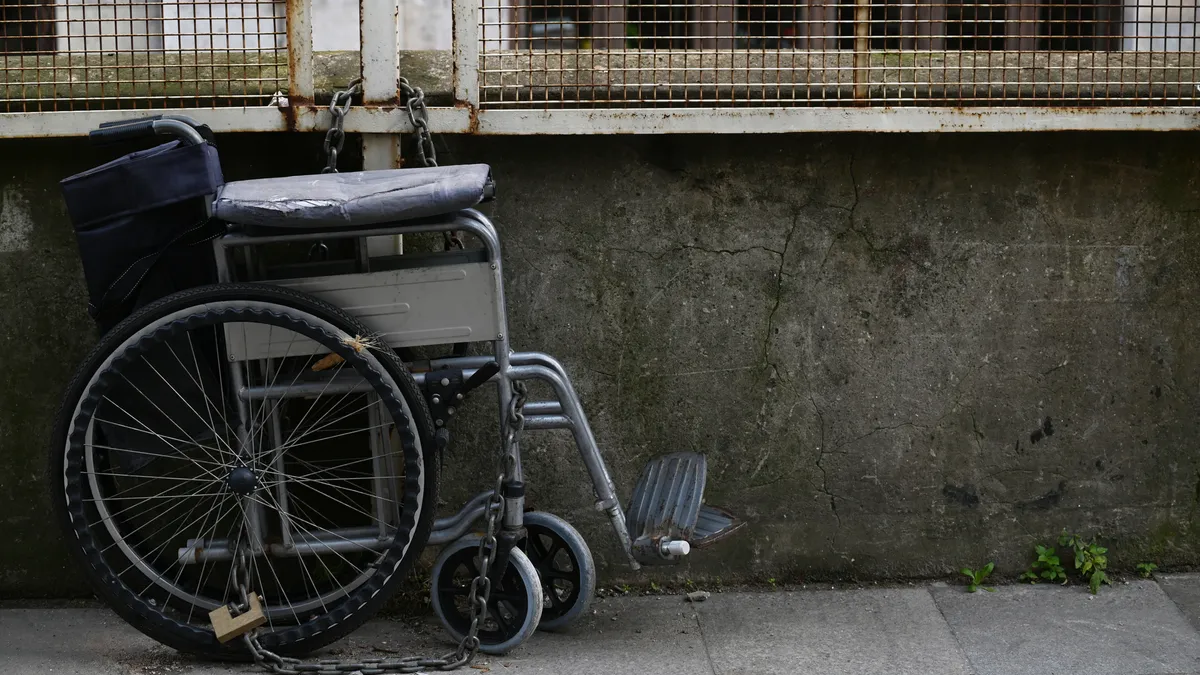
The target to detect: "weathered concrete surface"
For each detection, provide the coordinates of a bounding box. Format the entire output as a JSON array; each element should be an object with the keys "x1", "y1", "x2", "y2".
[
  {"x1": 6, "y1": 583, "x2": 1200, "y2": 675},
  {"x1": 932, "y1": 579, "x2": 1200, "y2": 675},
  {"x1": 1160, "y1": 573, "x2": 1200, "y2": 632},
  {"x1": 695, "y1": 587, "x2": 973, "y2": 674},
  {"x1": 1, "y1": 132, "x2": 1199, "y2": 597},
  {"x1": 440, "y1": 133, "x2": 1200, "y2": 584}
]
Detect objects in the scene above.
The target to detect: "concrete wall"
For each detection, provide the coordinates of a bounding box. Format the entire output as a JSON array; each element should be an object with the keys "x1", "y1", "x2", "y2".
[{"x1": 2, "y1": 131, "x2": 1198, "y2": 597}]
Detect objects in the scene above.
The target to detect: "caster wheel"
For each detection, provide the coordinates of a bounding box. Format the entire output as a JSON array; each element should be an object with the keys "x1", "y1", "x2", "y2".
[
  {"x1": 521, "y1": 512, "x2": 596, "y2": 631},
  {"x1": 431, "y1": 535, "x2": 544, "y2": 655}
]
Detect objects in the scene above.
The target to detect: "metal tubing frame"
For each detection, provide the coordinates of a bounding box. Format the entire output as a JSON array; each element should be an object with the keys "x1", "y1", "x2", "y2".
[
  {"x1": 213, "y1": 210, "x2": 641, "y2": 569},
  {"x1": 179, "y1": 489, "x2": 497, "y2": 565}
]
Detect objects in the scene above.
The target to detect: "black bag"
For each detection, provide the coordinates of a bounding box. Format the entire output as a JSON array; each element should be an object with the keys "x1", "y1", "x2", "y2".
[
  {"x1": 61, "y1": 140, "x2": 225, "y2": 334},
  {"x1": 61, "y1": 140, "x2": 227, "y2": 473}
]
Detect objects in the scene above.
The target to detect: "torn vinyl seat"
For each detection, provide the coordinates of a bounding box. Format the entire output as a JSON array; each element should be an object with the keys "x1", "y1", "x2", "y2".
[{"x1": 213, "y1": 164, "x2": 496, "y2": 231}]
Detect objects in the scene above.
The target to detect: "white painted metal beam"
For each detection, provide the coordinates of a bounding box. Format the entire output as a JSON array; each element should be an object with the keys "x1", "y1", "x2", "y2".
[
  {"x1": 469, "y1": 107, "x2": 1200, "y2": 134},
  {"x1": 3, "y1": 105, "x2": 1199, "y2": 139}
]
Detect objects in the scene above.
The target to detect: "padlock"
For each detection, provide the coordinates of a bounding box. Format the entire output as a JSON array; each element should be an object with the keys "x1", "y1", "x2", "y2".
[{"x1": 209, "y1": 593, "x2": 267, "y2": 643}]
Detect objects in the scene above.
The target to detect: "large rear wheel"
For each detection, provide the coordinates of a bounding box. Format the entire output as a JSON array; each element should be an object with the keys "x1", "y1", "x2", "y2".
[{"x1": 50, "y1": 283, "x2": 437, "y2": 658}]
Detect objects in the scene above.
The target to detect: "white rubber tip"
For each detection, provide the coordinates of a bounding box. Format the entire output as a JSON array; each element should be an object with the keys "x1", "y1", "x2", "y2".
[{"x1": 661, "y1": 539, "x2": 691, "y2": 557}]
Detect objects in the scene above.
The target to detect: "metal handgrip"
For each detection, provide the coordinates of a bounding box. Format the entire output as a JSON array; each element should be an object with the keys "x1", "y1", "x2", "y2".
[
  {"x1": 88, "y1": 118, "x2": 206, "y2": 146},
  {"x1": 97, "y1": 114, "x2": 198, "y2": 128}
]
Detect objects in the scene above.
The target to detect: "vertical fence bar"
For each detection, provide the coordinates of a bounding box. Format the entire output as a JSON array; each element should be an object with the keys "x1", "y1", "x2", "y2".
[
  {"x1": 361, "y1": 0, "x2": 401, "y2": 104},
  {"x1": 286, "y1": 0, "x2": 315, "y2": 101},
  {"x1": 361, "y1": 0, "x2": 403, "y2": 257},
  {"x1": 454, "y1": 0, "x2": 481, "y2": 108},
  {"x1": 854, "y1": 0, "x2": 870, "y2": 100}
]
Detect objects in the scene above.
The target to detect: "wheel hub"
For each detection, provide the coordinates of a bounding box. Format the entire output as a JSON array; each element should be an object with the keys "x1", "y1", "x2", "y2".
[{"x1": 227, "y1": 466, "x2": 258, "y2": 496}]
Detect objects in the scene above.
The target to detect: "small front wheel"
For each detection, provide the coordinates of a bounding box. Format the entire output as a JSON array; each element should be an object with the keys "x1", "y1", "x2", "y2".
[
  {"x1": 521, "y1": 512, "x2": 596, "y2": 631},
  {"x1": 431, "y1": 535, "x2": 543, "y2": 655}
]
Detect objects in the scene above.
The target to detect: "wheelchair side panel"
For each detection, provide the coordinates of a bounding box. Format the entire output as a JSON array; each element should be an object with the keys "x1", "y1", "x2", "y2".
[{"x1": 224, "y1": 262, "x2": 502, "y2": 361}]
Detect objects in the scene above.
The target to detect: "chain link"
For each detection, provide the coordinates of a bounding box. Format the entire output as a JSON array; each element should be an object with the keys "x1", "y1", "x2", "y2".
[
  {"x1": 398, "y1": 77, "x2": 437, "y2": 168},
  {"x1": 321, "y1": 78, "x2": 362, "y2": 174},
  {"x1": 233, "y1": 380, "x2": 529, "y2": 675}
]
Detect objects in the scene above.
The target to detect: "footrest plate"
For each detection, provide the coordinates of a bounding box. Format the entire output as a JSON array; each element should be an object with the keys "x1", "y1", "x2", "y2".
[
  {"x1": 692, "y1": 504, "x2": 746, "y2": 549},
  {"x1": 628, "y1": 452, "x2": 706, "y2": 539}
]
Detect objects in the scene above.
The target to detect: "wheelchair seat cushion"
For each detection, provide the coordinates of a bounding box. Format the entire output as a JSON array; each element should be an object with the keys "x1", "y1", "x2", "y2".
[{"x1": 213, "y1": 164, "x2": 494, "y2": 229}]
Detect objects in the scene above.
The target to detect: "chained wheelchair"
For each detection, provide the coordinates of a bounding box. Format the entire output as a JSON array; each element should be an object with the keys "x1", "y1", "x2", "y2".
[{"x1": 49, "y1": 115, "x2": 744, "y2": 668}]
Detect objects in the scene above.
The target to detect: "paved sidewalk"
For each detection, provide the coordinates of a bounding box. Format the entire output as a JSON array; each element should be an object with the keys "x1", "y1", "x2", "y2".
[{"x1": 3, "y1": 575, "x2": 1200, "y2": 675}]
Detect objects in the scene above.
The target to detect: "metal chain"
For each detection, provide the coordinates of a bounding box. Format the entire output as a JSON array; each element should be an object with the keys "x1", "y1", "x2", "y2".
[
  {"x1": 395, "y1": 78, "x2": 469, "y2": 254},
  {"x1": 398, "y1": 77, "x2": 437, "y2": 168},
  {"x1": 232, "y1": 380, "x2": 530, "y2": 675},
  {"x1": 322, "y1": 78, "x2": 363, "y2": 174}
]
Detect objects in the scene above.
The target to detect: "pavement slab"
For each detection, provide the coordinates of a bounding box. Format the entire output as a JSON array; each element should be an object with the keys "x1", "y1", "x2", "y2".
[
  {"x1": 932, "y1": 579, "x2": 1200, "y2": 675},
  {"x1": 693, "y1": 587, "x2": 974, "y2": 675},
  {"x1": 1159, "y1": 574, "x2": 1200, "y2": 634}
]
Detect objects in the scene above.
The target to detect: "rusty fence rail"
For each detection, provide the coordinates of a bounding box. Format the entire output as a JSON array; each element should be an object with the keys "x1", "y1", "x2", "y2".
[{"x1": 1, "y1": 0, "x2": 1199, "y2": 137}]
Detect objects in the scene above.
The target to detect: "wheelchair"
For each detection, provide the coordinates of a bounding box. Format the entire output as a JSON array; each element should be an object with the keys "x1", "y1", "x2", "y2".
[{"x1": 49, "y1": 116, "x2": 743, "y2": 663}]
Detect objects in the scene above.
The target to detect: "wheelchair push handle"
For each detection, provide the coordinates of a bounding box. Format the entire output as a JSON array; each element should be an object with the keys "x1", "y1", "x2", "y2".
[{"x1": 89, "y1": 117, "x2": 211, "y2": 147}]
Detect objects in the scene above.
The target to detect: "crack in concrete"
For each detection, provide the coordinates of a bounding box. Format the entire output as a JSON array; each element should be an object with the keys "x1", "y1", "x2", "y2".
[
  {"x1": 761, "y1": 214, "x2": 800, "y2": 366},
  {"x1": 599, "y1": 242, "x2": 783, "y2": 260},
  {"x1": 819, "y1": 151, "x2": 860, "y2": 270},
  {"x1": 692, "y1": 607, "x2": 721, "y2": 675},
  {"x1": 817, "y1": 151, "x2": 945, "y2": 278},
  {"x1": 808, "y1": 389, "x2": 841, "y2": 529},
  {"x1": 833, "y1": 421, "x2": 922, "y2": 454}
]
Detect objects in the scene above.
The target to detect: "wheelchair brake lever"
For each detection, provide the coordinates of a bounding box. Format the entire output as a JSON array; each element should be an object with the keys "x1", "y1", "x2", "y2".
[{"x1": 461, "y1": 361, "x2": 500, "y2": 398}]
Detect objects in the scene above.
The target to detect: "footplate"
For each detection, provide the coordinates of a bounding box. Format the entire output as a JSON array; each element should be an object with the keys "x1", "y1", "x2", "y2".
[{"x1": 626, "y1": 452, "x2": 743, "y2": 565}]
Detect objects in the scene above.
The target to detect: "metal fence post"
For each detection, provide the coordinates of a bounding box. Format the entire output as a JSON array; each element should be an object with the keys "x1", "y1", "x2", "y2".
[
  {"x1": 361, "y1": 0, "x2": 403, "y2": 257},
  {"x1": 454, "y1": 0, "x2": 481, "y2": 108},
  {"x1": 287, "y1": 0, "x2": 315, "y2": 102}
]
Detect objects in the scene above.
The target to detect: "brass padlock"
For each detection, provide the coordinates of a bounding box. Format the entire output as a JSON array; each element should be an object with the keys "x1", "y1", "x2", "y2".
[{"x1": 209, "y1": 593, "x2": 267, "y2": 643}]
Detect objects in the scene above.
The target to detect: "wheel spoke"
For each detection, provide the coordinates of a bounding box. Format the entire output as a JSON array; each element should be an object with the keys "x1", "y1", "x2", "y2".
[
  {"x1": 68, "y1": 299, "x2": 426, "y2": 642},
  {"x1": 490, "y1": 602, "x2": 514, "y2": 635},
  {"x1": 541, "y1": 569, "x2": 578, "y2": 581}
]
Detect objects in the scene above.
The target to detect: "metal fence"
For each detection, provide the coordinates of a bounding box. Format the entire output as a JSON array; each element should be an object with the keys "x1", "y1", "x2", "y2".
[
  {"x1": 2, "y1": 0, "x2": 287, "y2": 111},
  {"x1": 476, "y1": 0, "x2": 1200, "y2": 108},
  {"x1": 2, "y1": 0, "x2": 1199, "y2": 137}
]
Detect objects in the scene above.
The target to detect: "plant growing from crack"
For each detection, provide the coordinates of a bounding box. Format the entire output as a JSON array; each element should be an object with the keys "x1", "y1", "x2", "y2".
[
  {"x1": 1060, "y1": 531, "x2": 1110, "y2": 594},
  {"x1": 1022, "y1": 530, "x2": 1110, "y2": 594},
  {"x1": 1020, "y1": 545, "x2": 1067, "y2": 584},
  {"x1": 960, "y1": 562, "x2": 996, "y2": 593},
  {"x1": 1137, "y1": 562, "x2": 1158, "y2": 579}
]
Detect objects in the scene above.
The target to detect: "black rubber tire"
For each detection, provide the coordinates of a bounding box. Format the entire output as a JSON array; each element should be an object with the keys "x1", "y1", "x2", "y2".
[
  {"x1": 521, "y1": 512, "x2": 596, "y2": 631},
  {"x1": 48, "y1": 283, "x2": 438, "y2": 660}
]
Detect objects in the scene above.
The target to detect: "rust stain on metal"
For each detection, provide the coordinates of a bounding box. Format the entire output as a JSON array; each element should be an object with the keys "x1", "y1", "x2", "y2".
[
  {"x1": 280, "y1": 97, "x2": 309, "y2": 133},
  {"x1": 456, "y1": 101, "x2": 481, "y2": 134},
  {"x1": 285, "y1": 0, "x2": 304, "y2": 87},
  {"x1": 853, "y1": 0, "x2": 870, "y2": 102}
]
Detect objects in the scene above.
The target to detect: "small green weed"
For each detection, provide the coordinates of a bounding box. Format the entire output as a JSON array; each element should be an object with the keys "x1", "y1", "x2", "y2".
[
  {"x1": 1136, "y1": 562, "x2": 1159, "y2": 579},
  {"x1": 1023, "y1": 530, "x2": 1111, "y2": 594},
  {"x1": 960, "y1": 562, "x2": 996, "y2": 593},
  {"x1": 1059, "y1": 531, "x2": 1110, "y2": 594},
  {"x1": 1021, "y1": 545, "x2": 1067, "y2": 584}
]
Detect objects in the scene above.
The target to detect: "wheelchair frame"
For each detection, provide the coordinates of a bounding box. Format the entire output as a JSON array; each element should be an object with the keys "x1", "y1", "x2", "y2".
[{"x1": 210, "y1": 210, "x2": 646, "y2": 569}]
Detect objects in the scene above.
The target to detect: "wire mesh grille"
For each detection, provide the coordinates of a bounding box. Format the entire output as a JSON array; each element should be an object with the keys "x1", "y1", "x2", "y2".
[
  {"x1": 2, "y1": 0, "x2": 287, "y2": 111},
  {"x1": 478, "y1": 0, "x2": 1200, "y2": 107}
]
